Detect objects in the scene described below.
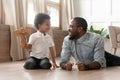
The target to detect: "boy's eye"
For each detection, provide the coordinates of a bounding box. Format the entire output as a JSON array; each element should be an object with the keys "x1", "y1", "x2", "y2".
[{"x1": 47, "y1": 23, "x2": 50, "y2": 26}]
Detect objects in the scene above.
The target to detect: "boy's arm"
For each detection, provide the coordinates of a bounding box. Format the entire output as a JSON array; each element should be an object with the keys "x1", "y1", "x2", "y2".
[
  {"x1": 49, "y1": 47, "x2": 59, "y2": 69},
  {"x1": 25, "y1": 44, "x2": 32, "y2": 53}
]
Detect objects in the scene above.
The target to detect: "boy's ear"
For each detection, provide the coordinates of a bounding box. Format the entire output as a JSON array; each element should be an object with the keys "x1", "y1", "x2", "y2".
[{"x1": 38, "y1": 24, "x2": 41, "y2": 29}]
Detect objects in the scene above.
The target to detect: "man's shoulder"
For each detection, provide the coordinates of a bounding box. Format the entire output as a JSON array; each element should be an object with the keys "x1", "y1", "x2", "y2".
[
  {"x1": 87, "y1": 32, "x2": 103, "y2": 40},
  {"x1": 63, "y1": 35, "x2": 73, "y2": 44},
  {"x1": 64, "y1": 35, "x2": 71, "y2": 41}
]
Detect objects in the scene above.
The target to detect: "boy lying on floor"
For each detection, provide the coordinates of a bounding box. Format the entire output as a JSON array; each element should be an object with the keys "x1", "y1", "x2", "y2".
[
  {"x1": 24, "y1": 13, "x2": 58, "y2": 70},
  {"x1": 60, "y1": 17, "x2": 120, "y2": 71}
]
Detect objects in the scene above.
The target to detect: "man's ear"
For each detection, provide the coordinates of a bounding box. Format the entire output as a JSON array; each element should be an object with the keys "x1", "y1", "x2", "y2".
[{"x1": 78, "y1": 27, "x2": 83, "y2": 32}]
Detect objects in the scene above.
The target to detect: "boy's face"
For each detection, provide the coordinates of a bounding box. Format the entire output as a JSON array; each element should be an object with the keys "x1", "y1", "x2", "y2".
[{"x1": 38, "y1": 19, "x2": 51, "y2": 33}]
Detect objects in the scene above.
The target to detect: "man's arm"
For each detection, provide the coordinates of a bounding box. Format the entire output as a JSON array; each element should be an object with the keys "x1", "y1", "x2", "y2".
[
  {"x1": 87, "y1": 61, "x2": 101, "y2": 70},
  {"x1": 76, "y1": 61, "x2": 101, "y2": 71},
  {"x1": 86, "y1": 37, "x2": 106, "y2": 70},
  {"x1": 60, "y1": 36, "x2": 73, "y2": 70},
  {"x1": 77, "y1": 37, "x2": 106, "y2": 71}
]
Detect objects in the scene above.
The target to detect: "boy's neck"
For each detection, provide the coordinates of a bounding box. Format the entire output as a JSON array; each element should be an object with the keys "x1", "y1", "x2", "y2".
[{"x1": 38, "y1": 30, "x2": 46, "y2": 35}]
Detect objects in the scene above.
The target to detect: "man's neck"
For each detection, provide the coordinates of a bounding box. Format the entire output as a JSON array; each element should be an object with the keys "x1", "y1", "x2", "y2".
[{"x1": 76, "y1": 31, "x2": 86, "y2": 39}]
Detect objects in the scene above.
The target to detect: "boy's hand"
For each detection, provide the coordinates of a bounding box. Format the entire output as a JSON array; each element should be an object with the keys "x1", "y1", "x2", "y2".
[
  {"x1": 65, "y1": 63, "x2": 74, "y2": 71},
  {"x1": 25, "y1": 44, "x2": 32, "y2": 52},
  {"x1": 25, "y1": 44, "x2": 32, "y2": 50},
  {"x1": 51, "y1": 63, "x2": 59, "y2": 70}
]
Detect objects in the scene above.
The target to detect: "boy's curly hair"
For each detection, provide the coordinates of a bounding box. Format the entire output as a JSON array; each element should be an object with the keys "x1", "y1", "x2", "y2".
[{"x1": 34, "y1": 13, "x2": 50, "y2": 29}]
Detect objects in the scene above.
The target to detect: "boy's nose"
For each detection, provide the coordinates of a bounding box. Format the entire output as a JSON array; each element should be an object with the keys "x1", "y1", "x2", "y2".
[{"x1": 68, "y1": 28, "x2": 72, "y2": 32}]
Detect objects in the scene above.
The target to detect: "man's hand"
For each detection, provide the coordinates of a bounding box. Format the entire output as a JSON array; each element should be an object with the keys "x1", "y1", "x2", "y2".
[
  {"x1": 76, "y1": 62, "x2": 86, "y2": 71},
  {"x1": 65, "y1": 63, "x2": 74, "y2": 71}
]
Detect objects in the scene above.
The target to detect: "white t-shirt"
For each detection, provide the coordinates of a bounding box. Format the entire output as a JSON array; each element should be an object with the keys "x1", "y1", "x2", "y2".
[{"x1": 28, "y1": 31, "x2": 54, "y2": 59}]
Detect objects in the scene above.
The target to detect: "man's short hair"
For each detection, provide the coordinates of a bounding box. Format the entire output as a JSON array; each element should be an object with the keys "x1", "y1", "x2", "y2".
[
  {"x1": 34, "y1": 13, "x2": 50, "y2": 29},
  {"x1": 73, "y1": 17, "x2": 88, "y2": 32}
]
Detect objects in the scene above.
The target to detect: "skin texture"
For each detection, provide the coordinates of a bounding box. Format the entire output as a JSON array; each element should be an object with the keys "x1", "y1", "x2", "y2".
[{"x1": 60, "y1": 19, "x2": 101, "y2": 71}]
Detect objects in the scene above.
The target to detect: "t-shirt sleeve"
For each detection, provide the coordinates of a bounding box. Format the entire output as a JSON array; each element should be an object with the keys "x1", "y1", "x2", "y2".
[{"x1": 28, "y1": 34, "x2": 34, "y2": 44}]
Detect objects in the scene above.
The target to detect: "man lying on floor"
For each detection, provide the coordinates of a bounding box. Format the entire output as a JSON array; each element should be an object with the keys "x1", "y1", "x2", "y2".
[{"x1": 60, "y1": 17, "x2": 120, "y2": 71}]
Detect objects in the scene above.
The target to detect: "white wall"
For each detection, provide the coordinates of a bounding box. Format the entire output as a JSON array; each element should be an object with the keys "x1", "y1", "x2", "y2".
[{"x1": 74, "y1": 0, "x2": 120, "y2": 29}]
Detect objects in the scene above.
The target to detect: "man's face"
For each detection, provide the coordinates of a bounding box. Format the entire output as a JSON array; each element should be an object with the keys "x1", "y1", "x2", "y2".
[{"x1": 68, "y1": 20, "x2": 80, "y2": 40}]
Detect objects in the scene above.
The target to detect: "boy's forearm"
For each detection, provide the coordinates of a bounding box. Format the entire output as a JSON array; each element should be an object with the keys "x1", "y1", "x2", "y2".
[
  {"x1": 49, "y1": 47, "x2": 56, "y2": 64},
  {"x1": 25, "y1": 44, "x2": 32, "y2": 53},
  {"x1": 25, "y1": 44, "x2": 32, "y2": 49}
]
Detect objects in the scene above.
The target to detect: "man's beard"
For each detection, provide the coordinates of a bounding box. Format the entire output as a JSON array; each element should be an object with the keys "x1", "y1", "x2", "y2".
[
  {"x1": 69, "y1": 36, "x2": 76, "y2": 40},
  {"x1": 69, "y1": 33, "x2": 79, "y2": 40}
]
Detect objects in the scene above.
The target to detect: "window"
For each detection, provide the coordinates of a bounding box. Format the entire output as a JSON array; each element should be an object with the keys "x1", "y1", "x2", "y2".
[
  {"x1": 47, "y1": 6, "x2": 59, "y2": 27},
  {"x1": 27, "y1": 0, "x2": 35, "y2": 25},
  {"x1": 46, "y1": 0, "x2": 60, "y2": 28},
  {"x1": 79, "y1": 0, "x2": 120, "y2": 30},
  {"x1": 27, "y1": 0, "x2": 60, "y2": 28},
  {"x1": 49, "y1": 0, "x2": 59, "y2": 3}
]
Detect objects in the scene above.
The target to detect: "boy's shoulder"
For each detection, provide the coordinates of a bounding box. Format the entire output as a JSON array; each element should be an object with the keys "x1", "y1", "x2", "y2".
[
  {"x1": 29, "y1": 32, "x2": 37, "y2": 37},
  {"x1": 29, "y1": 31, "x2": 52, "y2": 40},
  {"x1": 29, "y1": 32, "x2": 41, "y2": 40}
]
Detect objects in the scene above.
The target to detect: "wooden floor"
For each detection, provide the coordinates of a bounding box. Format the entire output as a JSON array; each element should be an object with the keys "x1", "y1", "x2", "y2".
[{"x1": 0, "y1": 61, "x2": 120, "y2": 80}]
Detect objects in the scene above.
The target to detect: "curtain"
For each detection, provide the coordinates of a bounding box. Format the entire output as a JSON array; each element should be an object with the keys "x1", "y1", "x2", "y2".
[
  {"x1": 1, "y1": 0, "x2": 74, "y2": 60},
  {"x1": 32, "y1": 0, "x2": 47, "y2": 14},
  {"x1": 61, "y1": 0, "x2": 74, "y2": 30},
  {"x1": 0, "y1": 0, "x2": 5, "y2": 24},
  {"x1": 2, "y1": 0, "x2": 28, "y2": 61}
]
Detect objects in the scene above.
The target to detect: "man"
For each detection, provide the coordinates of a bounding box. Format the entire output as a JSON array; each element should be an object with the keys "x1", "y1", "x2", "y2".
[{"x1": 60, "y1": 17, "x2": 120, "y2": 71}]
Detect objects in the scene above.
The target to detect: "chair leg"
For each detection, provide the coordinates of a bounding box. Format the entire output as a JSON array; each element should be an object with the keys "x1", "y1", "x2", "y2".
[{"x1": 114, "y1": 48, "x2": 117, "y2": 55}]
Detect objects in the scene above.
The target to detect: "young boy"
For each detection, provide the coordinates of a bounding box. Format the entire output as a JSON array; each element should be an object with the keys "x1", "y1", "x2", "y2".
[{"x1": 24, "y1": 13, "x2": 58, "y2": 70}]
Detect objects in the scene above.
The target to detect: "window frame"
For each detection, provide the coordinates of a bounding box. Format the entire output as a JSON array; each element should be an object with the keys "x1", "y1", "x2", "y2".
[{"x1": 46, "y1": 0, "x2": 61, "y2": 29}]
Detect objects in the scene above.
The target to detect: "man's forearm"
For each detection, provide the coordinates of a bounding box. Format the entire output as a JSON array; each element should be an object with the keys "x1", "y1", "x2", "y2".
[{"x1": 87, "y1": 61, "x2": 101, "y2": 70}]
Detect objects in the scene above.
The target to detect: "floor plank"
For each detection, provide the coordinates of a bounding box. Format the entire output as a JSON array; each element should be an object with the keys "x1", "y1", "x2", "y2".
[{"x1": 0, "y1": 61, "x2": 120, "y2": 80}]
